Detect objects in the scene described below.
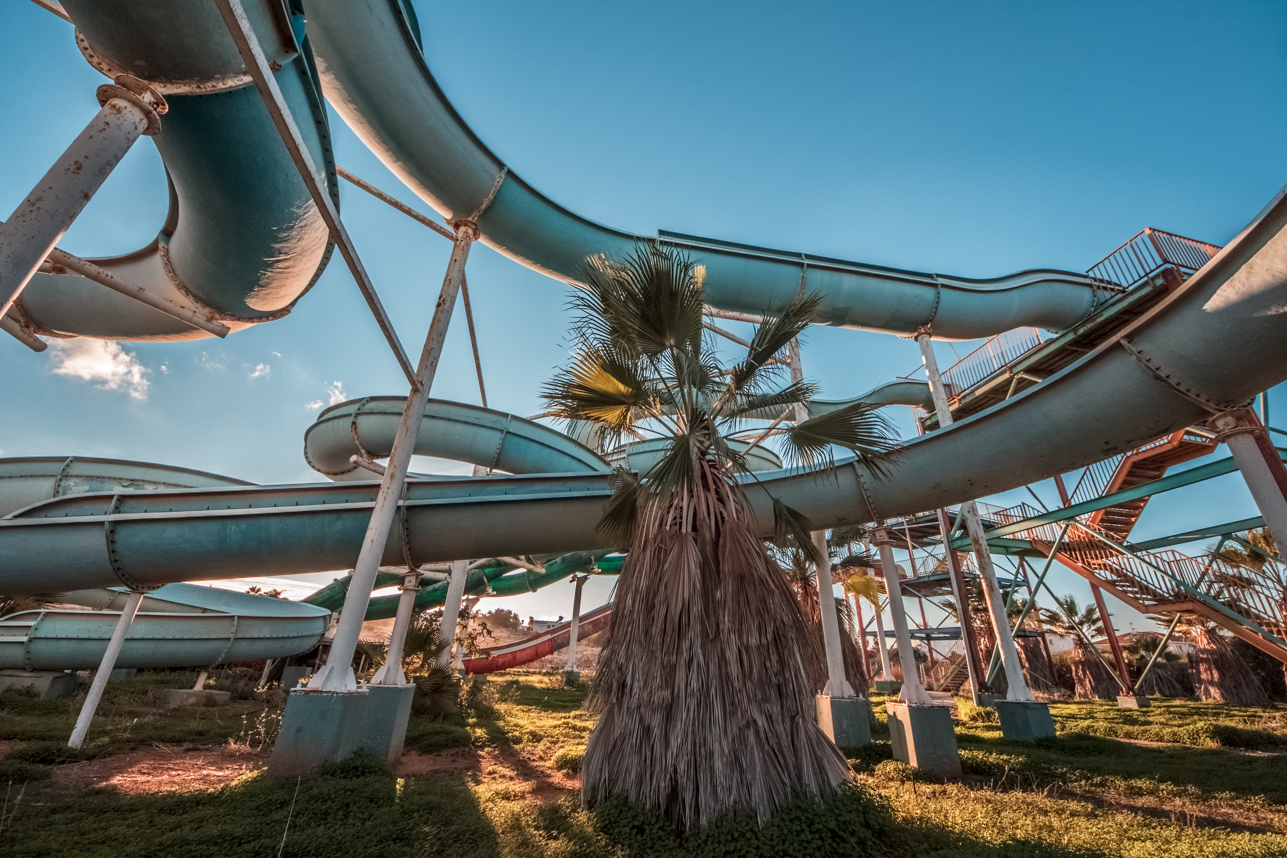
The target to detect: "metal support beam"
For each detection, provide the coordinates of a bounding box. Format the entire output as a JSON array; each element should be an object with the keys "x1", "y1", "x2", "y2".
[
  {"x1": 310, "y1": 224, "x2": 477, "y2": 691},
  {"x1": 873, "y1": 527, "x2": 933, "y2": 705},
  {"x1": 1, "y1": 76, "x2": 165, "y2": 321},
  {"x1": 987, "y1": 522, "x2": 1069, "y2": 685},
  {"x1": 918, "y1": 330, "x2": 1034, "y2": 702},
  {"x1": 937, "y1": 508, "x2": 985, "y2": 699},
  {"x1": 1091, "y1": 583, "x2": 1132, "y2": 692},
  {"x1": 68, "y1": 589, "x2": 144, "y2": 749},
  {"x1": 434, "y1": 559, "x2": 470, "y2": 670},
  {"x1": 1215, "y1": 408, "x2": 1287, "y2": 558},
  {"x1": 372, "y1": 571, "x2": 421, "y2": 686},
  {"x1": 214, "y1": 0, "x2": 417, "y2": 386},
  {"x1": 813, "y1": 531, "x2": 856, "y2": 697},
  {"x1": 564, "y1": 573, "x2": 589, "y2": 674},
  {"x1": 1133, "y1": 613, "x2": 1183, "y2": 691}
]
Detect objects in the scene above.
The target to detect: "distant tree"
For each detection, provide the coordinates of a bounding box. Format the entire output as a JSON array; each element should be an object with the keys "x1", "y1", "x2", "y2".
[{"x1": 483, "y1": 608, "x2": 522, "y2": 632}]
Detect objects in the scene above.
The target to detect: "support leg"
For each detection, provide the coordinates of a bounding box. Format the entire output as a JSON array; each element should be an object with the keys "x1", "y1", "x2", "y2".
[
  {"x1": 372, "y1": 572, "x2": 421, "y2": 685},
  {"x1": 1216, "y1": 408, "x2": 1287, "y2": 555},
  {"x1": 435, "y1": 559, "x2": 470, "y2": 670},
  {"x1": 813, "y1": 531, "x2": 856, "y2": 697},
  {"x1": 873, "y1": 528, "x2": 932, "y2": 705},
  {"x1": 564, "y1": 574, "x2": 588, "y2": 683},
  {"x1": 68, "y1": 590, "x2": 143, "y2": 750}
]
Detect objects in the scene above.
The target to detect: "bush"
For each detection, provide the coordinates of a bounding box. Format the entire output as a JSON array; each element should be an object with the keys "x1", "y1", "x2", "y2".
[
  {"x1": 956, "y1": 697, "x2": 999, "y2": 725},
  {"x1": 871, "y1": 760, "x2": 917, "y2": 783},
  {"x1": 552, "y1": 746, "x2": 584, "y2": 775}
]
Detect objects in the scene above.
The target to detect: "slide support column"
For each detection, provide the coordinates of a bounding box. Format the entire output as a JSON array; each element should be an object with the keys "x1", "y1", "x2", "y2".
[
  {"x1": 373, "y1": 571, "x2": 422, "y2": 686},
  {"x1": 312, "y1": 223, "x2": 476, "y2": 692},
  {"x1": 68, "y1": 590, "x2": 144, "y2": 750},
  {"x1": 917, "y1": 329, "x2": 1034, "y2": 703},
  {"x1": 563, "y1": 573, "x2": 588, "y2": 683},
  {"x1": 1216, "y1": 408, "x2": 1287, "y2": 555},
  {"x1": 435, "y1": 559, "x2": 471, "y2": 670}
]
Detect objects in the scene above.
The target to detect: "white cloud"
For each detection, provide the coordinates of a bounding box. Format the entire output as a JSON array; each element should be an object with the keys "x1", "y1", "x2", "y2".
[
  {"x1": 271, "y1": 351, "x2": 282, "y2": 358},
  {"x1": 198, "y1": 350, "x2": 227, "y2": 372},
  {"x1": 249, "y1": 363, "x2": 270, "y2": 379},
  {"x1": 159, "y1": 364, "x2": 169, "y2": 374},
  {"x1": 48, "y1": 338, "x2": 150, "y2": 399},
  {"x1": 305, "y1": 399, "x2": 323, "y2": 411},
  {"x1": 326, "y1": 380, "x2": 347, "y2": 406}
]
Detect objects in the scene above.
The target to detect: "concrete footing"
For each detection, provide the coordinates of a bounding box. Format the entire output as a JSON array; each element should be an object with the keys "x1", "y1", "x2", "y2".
[
  {"x1": 1117, "y1": 694, "x2": 1151, "y2": 709},
  {"x1": 995, "y1": 700, "x2": 1056, "y2": 741},
  {"x1": 160, "y1": 688, "x2": 232, "y2": 709},
  {"x1": 816, "y1": 695, "x2": 872, "y2": 750},
  {"x1": 269, "y1": 683, "x2": 416, "y2": 777},
  {"x1": 873, "y1": 680, "x2": 902, "y2": 694},
  {"x1": 886, "y1": 702, "x2": 961, "y2": 780},
  {"x1": 281, "y1": 665, "x2": 313, "y2": 689},
  {"x1": 976, "y1": 693, "x2": 1002, "y2": 708},
  {"x1": 354, "y1": 684, "x2": 415, "y2": 765},
  {"x1": 0, "y1": 669, "x2": 76, "y2": 700},
  {"x1": 562, "y1": 670, "x2": 580, "y2": 686}
]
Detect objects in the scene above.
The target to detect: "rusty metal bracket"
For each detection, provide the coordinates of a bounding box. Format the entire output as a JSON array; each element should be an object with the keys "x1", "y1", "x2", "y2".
[
  {"x1": 209, "y1": 614, "x2": 240, "y2": 666},
  {"x1": 467, "y1": 167, "x2": 508, "y2": 225}
]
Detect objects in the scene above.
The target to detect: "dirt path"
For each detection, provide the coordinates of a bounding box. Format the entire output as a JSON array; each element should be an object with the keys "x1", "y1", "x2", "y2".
[{"x1": 50, "y1": 745, "x2": 268, "y2": 794}]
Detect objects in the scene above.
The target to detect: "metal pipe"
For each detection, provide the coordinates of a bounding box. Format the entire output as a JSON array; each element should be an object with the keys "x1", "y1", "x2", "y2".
[
  {"x1": 311, "y1": 224, "x2": 476, "y2": 691},
  {"x1": 813, "y1": 530, "x2": 855, "y2": 697},
  {"x1": 1216, "y1": 409, "x2": 1287, "y2": 557},
  {"x1": 40, "y1": 248, "x2": 229, "y2": 337},
  {"x1": 459, "y1": 272, "x2": 488, "y2": 408},
  {"x1": 434, "y1": 559, "x2": 470, "y2": 669},
  {"x1": 564, "y1": 573, "x2": 588, "y2": 674},
  {"x1": 872, "y1": 596, "x2": 893, "y2": 680},
  {"x1": 372, "y1": 571, "x2": 421, "y2": 686},
  {"x1": 0, "y1": 315, "x2": 45, "y2": 351},
  {"x1": 336, "y1": 167, "x2": 455, "y2": 240},
  {"x1": 937, "y1": 508, "x2": 984, "y2": 700},
  {"x1": 192, "y1": 669, "x2": 208, "y2": 692},
  {"x1": 987, "y1": 521, "x2": 1069, "y2": 685},
  {"x1": 68, "y1": 589, "x2": 143, "y2": 749},
  {"x1": 873, "y1": 527, "x2": 933, "y2": 705},
  {"x1": 0, "y1": 77, "x2": 165, "y2": 320},
  {"x1": 918, "y1": 330, "x2": 1034, "y2": 702},
  {"x1": 1133, "y1": 612, "x2": 1182, "y2": 691},
  {"x1": 214, "y1": 0, "x2": 417, "y2": 387},
  {"x1": 1035, "y1": 575, "x2": 1127, "y2": 692},
  {"x1": 1091, "y1": 583, "x2": 1131, "y2": 692}
]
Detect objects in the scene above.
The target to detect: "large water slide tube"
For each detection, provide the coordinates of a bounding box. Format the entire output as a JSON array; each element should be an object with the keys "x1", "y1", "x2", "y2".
[
  {"x1": 4, "y1": 1, "x2": 333, "y2": 342},
  {"x1": 462, "y1": 603, "x2": 615, "y2": 676},
  {"x1": 3, "y1": 179, "x2": 1285, "y2": 590},
  {"x1": 0, "y1": 583, "x2": 330, "y2": 671},
  {"x1": 302, "y1": 0, "x2": 1108, "y2": 340}
]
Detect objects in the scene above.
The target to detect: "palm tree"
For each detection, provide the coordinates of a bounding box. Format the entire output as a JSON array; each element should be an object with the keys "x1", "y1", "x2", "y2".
[
  {"x1": 1041, "y1": 595, "x2": 1119, "y2": 700},
  {"x1": 543, "y1": 244, "x2": 898, "y2": 829}
]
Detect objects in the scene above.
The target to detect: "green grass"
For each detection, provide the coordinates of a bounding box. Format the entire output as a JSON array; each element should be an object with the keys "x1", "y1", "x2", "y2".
[{"x1": 3, "y1": 675, "x2": 1287, "y2": 856}]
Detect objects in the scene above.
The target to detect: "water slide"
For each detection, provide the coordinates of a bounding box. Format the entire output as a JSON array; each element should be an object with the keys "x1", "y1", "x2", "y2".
[
  {"x1": 2, "y1": 3, "x2": 1286, "y2": 612},
  {"x1": 4, "y1": 1, "x2": 334, "y2": 342},
  {"x1": 462, "y1": 603, "x2": 614, "y2": 676}
]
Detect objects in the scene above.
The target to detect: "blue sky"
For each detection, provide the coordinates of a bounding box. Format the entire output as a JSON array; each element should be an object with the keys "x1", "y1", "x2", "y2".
[{"x1": 2, "y1": 1, "x2": 1285, "y2": 630}]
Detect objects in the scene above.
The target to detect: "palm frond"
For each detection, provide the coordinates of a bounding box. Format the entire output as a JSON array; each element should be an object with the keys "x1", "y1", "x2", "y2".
[
  {"x1": 575, "y1": 245, "x2": 705, "y2": 358},
  {"x1": 724, "y1": 292, "x2": 822, "y2": 393},
  {"x1": 542, "y1": 344, "x2": 651, "y2": 442},
  {"x1": 598, "y1": 467, "x2": 644, "y2": 548},
  {"x1": 780, "y1": 400, "x2": 900, "y2": 475},
  {"x1": 718, "y1": 379, "x2": 817, "y2": 423},
  {"x1": 771, "y1": 497, "x2": 823, "y2": 565}
]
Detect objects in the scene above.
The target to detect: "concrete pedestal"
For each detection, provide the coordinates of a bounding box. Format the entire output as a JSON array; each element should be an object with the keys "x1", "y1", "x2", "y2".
[
  {"x1": 354, "y1": 684, "x2": 415, "y2": 765},
  {"x1": 160, "y1": 688, "x2": 232, "y2": 709},
  {"x1": 0, "y1": 670, "x2": 76, "y2": 700},
  {"x1": 816, "y1": 695, "x2": 872, "y2": 750},
  {"x1": 886, "y1": 702, "x2": 961, "y2": 780},
  {"x1": 270, "y1": 682, "x2": 418, "y2": 777},
  {"x1": 995, "y1": 700, "x2": 1056, "y2": 742},
  {"x1": 873, "y1": 680, "x2": 902, "y2": 694},
  {"x1": 281, "y1": 665, "x2": 312, "y2": 689},
  {"x1": 1117, "y1": 694, "x2": 1151, "y2": 709},
  {"x1": 562, "y1": 670, "x2": 580, "y2": 686},
  {"x1": 270, "y1": 688, "x2": 369, "y2": 778}
]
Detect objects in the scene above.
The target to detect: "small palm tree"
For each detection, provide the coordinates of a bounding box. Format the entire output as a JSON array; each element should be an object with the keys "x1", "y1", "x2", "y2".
[{"x1": 543, "y1": 244, "x2": 898, "y2": 829}]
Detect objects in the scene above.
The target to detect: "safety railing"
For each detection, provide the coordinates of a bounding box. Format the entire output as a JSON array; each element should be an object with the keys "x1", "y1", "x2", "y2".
[
  {"x1": 938, "y1": 327, "x2": 1045, "y2": 396},
  {"x1": 1087, "y1": 227, "x2": 1222, "y2": 292}
]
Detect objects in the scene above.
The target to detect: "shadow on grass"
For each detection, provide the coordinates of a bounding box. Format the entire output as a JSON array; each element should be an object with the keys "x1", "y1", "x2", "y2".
[{"x1": 1, "y1": 755, "x2": 503, "y2": 858}]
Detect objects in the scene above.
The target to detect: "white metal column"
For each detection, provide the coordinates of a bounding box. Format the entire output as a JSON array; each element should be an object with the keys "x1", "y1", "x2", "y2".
[
  {"x1": 312, "y1": 224, "x2": 477, "y2": 691},
  {"x1": 1216, "y1": 409, "x2": 1287, "y2": 554},
  {"x1": 564, "y1": 574, "x2": 589, "y2": 674},
  {"x1": 813, "y1": 531, "x2": 856, "y2": 697},
  {"x1": 68, "y1": 589, "x2": 144, "y2": 749},
  {"x1": 916, "y1": 330, "x2": 1033, "y2": 702},
  {"x1": 1, "y1": 76, "x2": 165, "y2": 318},
  {"x1": 372, "y1": 571, "x2": 422, "y2": 686},
  {"x1": 872, "y1": 528, "x2": 932, "y2": 705},
  {"x1": 434, "y1": 559, "x2": 471, "y2": 670}
]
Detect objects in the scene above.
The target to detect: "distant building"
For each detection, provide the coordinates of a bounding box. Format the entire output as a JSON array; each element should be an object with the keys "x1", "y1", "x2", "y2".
[{"x1": 528, "y1": 616, "x2": 565, "y2": 633}]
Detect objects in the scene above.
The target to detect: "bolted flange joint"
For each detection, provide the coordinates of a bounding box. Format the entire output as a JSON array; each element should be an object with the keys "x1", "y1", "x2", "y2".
[{"x1": 96, "y1": 75, "x2": 168, "y2": 136}]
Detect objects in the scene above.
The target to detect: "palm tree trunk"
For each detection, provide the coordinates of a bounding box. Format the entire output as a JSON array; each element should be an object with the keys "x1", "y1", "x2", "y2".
[{"x1": 582, "y1": 467, "x2": 849, "y2": 829}]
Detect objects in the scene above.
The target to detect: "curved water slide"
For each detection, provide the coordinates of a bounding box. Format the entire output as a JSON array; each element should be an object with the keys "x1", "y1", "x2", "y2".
[
  {"x1": 461, "y1": 603, "x2": 614, "y2": 676},
  {"x1": 4, "y1": 176, "x2": 1285, "y2": 590},
  {"x1": 302, "y1": 0, "x2": 1107, "y2": 340},
  {"x1": 0, "y1": 583, "x2": 330, "y2": 671},
  {"x1": 5, "y1": 0, "x2": 333, "y2": 342}
]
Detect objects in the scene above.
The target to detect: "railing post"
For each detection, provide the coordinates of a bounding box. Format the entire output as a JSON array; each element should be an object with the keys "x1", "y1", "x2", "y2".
[{"x1": 1, "y1": 77, "x2": 165, "y2": 319}]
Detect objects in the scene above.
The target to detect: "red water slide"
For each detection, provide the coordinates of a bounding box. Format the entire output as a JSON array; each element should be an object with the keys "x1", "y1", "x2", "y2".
[{"x1": 462, "y1": 603, "x2": 613, "y2": 674}]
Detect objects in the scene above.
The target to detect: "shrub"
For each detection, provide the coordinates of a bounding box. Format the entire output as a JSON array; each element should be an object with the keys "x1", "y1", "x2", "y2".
[{"x1": 552, "y1": 746, "x2": 584, "y2": 775}]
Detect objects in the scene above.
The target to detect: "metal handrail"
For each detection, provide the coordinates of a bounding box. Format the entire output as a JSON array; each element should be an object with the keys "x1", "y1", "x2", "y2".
[
  {"x1": 1087, "y1": 227, "x2": 1222, "y2": 291},
  {"x1": 938, "y1": 327, "x2": 1044, "y2": 395}
]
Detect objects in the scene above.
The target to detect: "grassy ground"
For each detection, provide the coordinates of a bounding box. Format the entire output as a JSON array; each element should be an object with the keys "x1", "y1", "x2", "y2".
[{"x1": 1, "y1": 674, "x2": 1285, "y2": 856}]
